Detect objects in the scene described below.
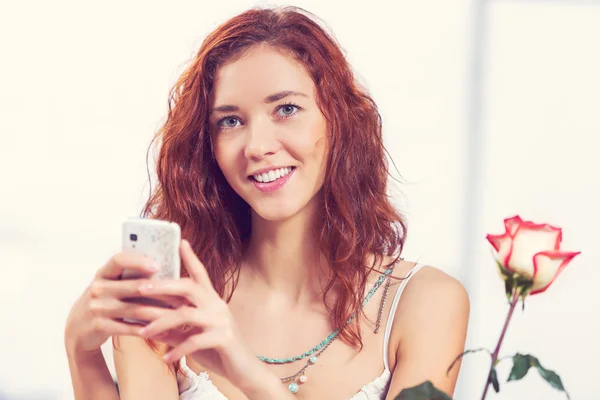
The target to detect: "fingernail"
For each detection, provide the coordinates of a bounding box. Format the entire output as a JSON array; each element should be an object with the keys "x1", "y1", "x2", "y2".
[
  {"x1": 139, "y1": 327, "x2": 150, "y2": 336},
  {"x1": 149, "y1": 262, "x2": 160, "y2": 271},
  {"x1": 163, "y1": 353, "x2": 172, "y2": 363}
]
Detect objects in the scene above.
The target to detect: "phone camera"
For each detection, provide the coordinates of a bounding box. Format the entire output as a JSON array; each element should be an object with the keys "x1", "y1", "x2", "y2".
[{"x1": 130, "y1": 234, "x2": 138, "y2": 241}]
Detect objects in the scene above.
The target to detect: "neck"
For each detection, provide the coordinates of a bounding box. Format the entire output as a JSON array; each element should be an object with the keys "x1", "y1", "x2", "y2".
[{"x1": 242, "y1": 201, "x2": 330, "y2": 303}]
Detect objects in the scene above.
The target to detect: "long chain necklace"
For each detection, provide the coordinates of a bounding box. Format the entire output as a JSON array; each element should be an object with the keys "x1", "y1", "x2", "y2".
[{"x1": 257, "y1": 261, "x2": 399, "y2": 394}]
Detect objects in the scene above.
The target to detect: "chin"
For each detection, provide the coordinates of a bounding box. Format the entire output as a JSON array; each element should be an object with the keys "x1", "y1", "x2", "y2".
[
  {"x1": 234, "y1": 179, "x2": 323, "y2": 223},
  {"x1": 251, "y1": 202, "x2": 302, "y2": 222},
  {"x1": 249, "y1": 191, "x2": 323, "y2": 223}
]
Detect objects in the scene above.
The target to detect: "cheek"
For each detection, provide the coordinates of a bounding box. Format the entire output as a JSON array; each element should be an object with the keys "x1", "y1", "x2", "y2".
[
  {"x1": 314, "y1": 135, "x2": 328, "y2": 160},
  {"x1": 314, "y1": 138, "x2": 329, "y2": 183},
  {"x1": 309, "y1": 121, "x2": 329, "y2": 169},
  {"x1": 294, "y1": 116, "x2": 328, "y2": 161},
  {"x1": 213, "y1": 140, "x2": 242, "y2": 181},
  {"x1": 285, "y1": 135, "x2": 326, "y2": 169}
]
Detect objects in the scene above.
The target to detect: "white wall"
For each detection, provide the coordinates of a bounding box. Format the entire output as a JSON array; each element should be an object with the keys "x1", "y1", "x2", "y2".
[
  {"x1": 0, "y1": 0, "x2": 597, "y2": 399},
  {"x1": 464, "y1": 2, "x2": 600, "y2": 399}
]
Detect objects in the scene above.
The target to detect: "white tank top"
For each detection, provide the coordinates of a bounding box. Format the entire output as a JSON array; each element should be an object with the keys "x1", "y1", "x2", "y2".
[{"x1": 177, "y1": 263, "x2": 425, "y2": 400}]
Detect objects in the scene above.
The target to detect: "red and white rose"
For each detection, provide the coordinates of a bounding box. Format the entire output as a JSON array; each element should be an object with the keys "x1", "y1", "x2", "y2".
[{"x1": 486, "y1": 215, "x2": 580, "y2": 295}]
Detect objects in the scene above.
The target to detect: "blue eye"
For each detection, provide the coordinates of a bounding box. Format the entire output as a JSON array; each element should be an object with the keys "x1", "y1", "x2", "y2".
[
  {"x1": 276, "y1": 104, "x2": 300, "y2": 117},
  {"x1": 218, "y1": 116, "x2": 241, "y2": 129}
]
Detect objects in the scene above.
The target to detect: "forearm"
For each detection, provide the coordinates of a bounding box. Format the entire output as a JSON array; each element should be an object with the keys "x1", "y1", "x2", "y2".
[{"x1": 66, "y1": 347, "x2": 119, "y2": 400}]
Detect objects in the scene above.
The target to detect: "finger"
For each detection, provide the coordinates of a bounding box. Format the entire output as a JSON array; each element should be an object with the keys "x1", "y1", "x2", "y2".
[
  {"x1": 92, "y1": 317, "x2": 144, "y2": 337},
  {"x1": 89, "y1": 278, "x2": 144, "y2": 299},
  {"x1": 97, "y1": 252, "x2": 159, "y2": 280},
  {"x1": 140, "y1": 306, "x2": 210, "y2": 338},
  {"x1": 103, "y1": 298, "x2": 171, "y2": 322},
  {"x1": 122, "y1": 295, "x2": 185, "y2": 310},
  {"x1": 163, "y1": 332, "x2": 222, "y2": 363},
  {"x1": 137, "y1": 278, "x2": 203, "y2": 306},
  {"x1": 89, "y1": 279, "x2": 184, "y2": 308},
  {"x1": 180, "y1": 240, "x2": 213, "y2": 288}
]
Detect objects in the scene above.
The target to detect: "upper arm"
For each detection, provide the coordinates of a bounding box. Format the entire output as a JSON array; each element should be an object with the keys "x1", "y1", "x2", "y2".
[
  {"x1": 385, "y1": 266, "x2": 470, "y2": 399},
  {"x1": 113, "y1": 335, "x2": 179, "y2": 400}
]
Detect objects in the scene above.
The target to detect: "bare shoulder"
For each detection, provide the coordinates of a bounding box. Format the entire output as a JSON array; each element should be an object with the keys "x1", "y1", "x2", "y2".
[
  {"x1": 396, "y1": 264, "x2": 470, "y2": 323},
  {"x1": 373, "y1": 257, "x2": 470, "y2": 329},
  {"x1": 389, "y1": 263, "x2": 470, "y2": 358},
  {"x1": 384, "y1": 263, "x2": 470, "y2": 394},
  {"x1": 403, "y1": 264, "x2": 469, "y2": 302}
]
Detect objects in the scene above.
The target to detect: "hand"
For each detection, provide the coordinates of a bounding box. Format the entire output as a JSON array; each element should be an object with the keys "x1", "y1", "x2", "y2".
[
  {"x1": 137, "y1": 240, "x2": 270, "y2": 393},
  {"x1": 64, "y1": 252, "x2": 178, "y2": 357}
]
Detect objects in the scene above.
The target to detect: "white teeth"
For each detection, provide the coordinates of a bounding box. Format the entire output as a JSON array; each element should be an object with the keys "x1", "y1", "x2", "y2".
[{"x1": 253, "y1": 167, "x2": 292, "y2": 183}]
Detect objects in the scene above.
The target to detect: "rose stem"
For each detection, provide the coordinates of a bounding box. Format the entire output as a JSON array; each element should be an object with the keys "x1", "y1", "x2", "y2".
[{"x1": 480, "y1": 289, "x2": 520, "y2": 400}]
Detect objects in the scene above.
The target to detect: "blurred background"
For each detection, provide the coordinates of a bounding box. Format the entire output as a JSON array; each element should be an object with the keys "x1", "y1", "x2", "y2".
[{"x1": 1, "y1": 0, "x2": 598, "y2": 399}]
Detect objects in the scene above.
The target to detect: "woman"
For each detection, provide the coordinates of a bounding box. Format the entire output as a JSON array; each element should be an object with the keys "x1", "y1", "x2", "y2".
[{"x1": 64, "y1": 6, "x2": 469, "y2": 400}]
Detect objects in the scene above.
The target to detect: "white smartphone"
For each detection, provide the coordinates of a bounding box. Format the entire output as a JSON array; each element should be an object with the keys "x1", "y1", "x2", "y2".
[
  {"x1": 120, "y1": 218, "x2": 181, "y2": 324},
  {"x1": 121, "y1": 218, "x2": 181, "y2": 280}
]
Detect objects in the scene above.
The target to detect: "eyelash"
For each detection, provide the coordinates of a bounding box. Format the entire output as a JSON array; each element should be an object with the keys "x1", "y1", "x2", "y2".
[{"x1": 216, "y1": 102, "x2": 302, "y2": 130}]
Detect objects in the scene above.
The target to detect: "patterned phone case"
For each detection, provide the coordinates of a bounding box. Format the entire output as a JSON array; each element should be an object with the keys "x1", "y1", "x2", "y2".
[
  {"x1": 120, "y1": 219, "x2": 181, "y2": 324},
  {"x1": 121, "y1": 218, "x2": 181, "y2": 280}
]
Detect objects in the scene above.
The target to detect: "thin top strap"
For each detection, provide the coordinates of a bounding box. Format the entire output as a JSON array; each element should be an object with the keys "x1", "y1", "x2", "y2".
[{"x1": 382, "y1": 263, "x2": 425, "y2": 370}]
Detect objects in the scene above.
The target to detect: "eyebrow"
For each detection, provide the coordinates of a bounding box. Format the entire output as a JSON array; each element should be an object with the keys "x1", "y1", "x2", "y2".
[{"x1": 210, "y1": 90, "x2": 308, "y2": 114}]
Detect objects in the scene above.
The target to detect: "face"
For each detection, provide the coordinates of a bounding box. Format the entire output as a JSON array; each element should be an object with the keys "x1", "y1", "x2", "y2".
[{"x1": 209, "y1": 45, "x2": 328, "y2": 221}]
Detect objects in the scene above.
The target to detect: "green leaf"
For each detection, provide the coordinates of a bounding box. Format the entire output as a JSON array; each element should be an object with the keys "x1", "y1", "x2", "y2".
[
  {"x1": 508, "y1": 354, "x2": 531, "y2": 381},
  {"x1": 490, "y1": 368, "x2": 500, "y2": 393},
  {"x1": 506, "y1": 354, "x2": 570, "y2": 399},
  {"x1": 394, "y1": 381, "x2": 453, "y2": 400},
  {"x1": 535, "y1": 360, "x2": 570, "y2": 399}
]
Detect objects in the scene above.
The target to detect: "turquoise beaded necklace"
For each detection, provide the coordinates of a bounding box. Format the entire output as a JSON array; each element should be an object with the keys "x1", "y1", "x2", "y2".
[{"x1": 257, "y1": 263, "x2": 398, "y2": 394}]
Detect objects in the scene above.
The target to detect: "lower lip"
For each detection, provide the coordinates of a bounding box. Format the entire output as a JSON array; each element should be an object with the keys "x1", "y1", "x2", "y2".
[{"x1": 250, "y1": 168, "x2": 295, "y2": 193}]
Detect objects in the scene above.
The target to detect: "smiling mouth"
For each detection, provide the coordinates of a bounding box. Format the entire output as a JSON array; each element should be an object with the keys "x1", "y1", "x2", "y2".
[{"x1": 249, "y1": 167, "x2": 295, "y2": 183}]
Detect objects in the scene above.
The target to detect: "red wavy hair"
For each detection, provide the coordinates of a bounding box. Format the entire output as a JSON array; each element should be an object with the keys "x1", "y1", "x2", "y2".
[{"x1": 141, "y1": 5, "x2": 407, "y2": 363}]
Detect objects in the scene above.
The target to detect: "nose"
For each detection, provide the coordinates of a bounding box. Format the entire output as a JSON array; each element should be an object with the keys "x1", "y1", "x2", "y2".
[{"x1": 243, "y1": 117, "x2": 282, "y2": 160}]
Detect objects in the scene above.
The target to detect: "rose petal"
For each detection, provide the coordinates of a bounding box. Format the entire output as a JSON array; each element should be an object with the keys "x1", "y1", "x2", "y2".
[
  {"x1": 524, "y1": 221, "x2": 563, "y2": 248},
  {"x1": 504, "y1": 215, "x2": 523, "y2": 236},
  {"x1": 486, "y1": 233, "x2": 513, "y2": 270},
  {"x1": 531, "y1": 251, "x2": 580, "y2": 295},
  {"x1": 507, "y1": 222, "x2": 562, "y2": 278}
]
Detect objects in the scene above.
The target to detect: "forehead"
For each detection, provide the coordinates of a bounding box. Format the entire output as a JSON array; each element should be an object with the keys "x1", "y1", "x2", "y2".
[{"x1": 212, "y1": 46, "x2": 316, "y2": 104}]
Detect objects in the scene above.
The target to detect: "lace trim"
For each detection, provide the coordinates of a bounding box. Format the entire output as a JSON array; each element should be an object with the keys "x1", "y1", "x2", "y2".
[
  {"x1": 354, "y1": 368, "x2": 391, "y2": 396},
  {"x1": 179, "y1": 365, "x2": 391, "y2": 399},
  {"x1": 178, "y1": 357, "x2": 224, "y2": 396}
]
